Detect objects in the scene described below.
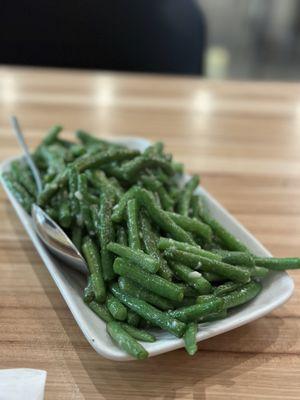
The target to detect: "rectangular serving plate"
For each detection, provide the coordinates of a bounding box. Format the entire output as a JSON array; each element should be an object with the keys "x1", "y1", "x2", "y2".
[{"x1": 0, "y1": 137, "x2": 294, "y2": 361}]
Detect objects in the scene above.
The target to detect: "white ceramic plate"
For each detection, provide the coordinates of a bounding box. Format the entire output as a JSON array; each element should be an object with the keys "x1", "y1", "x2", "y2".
[{"x1": 0, "y1": 138, "x2": 294, "y2": 361}]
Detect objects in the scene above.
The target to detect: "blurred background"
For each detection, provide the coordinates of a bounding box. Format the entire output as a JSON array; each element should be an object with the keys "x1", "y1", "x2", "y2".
[{"x1": 1, "y1": 0, "x2": 299, "y2": 80}]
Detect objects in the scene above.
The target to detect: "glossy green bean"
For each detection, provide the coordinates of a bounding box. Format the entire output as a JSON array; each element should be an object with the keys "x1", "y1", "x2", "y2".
[
  {"x1": 184, "y1": 322, "x2": 198, "y2": 355},
  {"x1": 10, "y1": 160, "x2": 37, "y2": 197},
  {"x1": 200, "y1": 211, "x2": 249, "y2": 252},
  {"x1": 111, "y1": 186, "x2": 141, "y2": 223},
  {"x1": 77, "y1": 174, "x2": 94, "y2": 233},
  {"x1": 177, "y1": 176, "x2": 200, "y2": 216},
  {"x1": 222, "y1": 281, "x2": 262, "y2": 309},
  {"x1": 164, "y1": 248, "x2": 251, "y2": 284},
  {"x1": 139, "y1": 211, "x2": 173, "y2": 281},
  {"x1": 106, "y1": 321, "x2": 148, "y2": 360},
  {"x1": 88, "y1": 301, "x2": 113, "y2": 323},
  {"x1": 98, "y1": 192, "x2": 116, "y2": 281},
  {"x1": 82, "y1": 237, "x2": 106, "y2": 302},
  {"x1": 113, "y1": 258, "x2": 184, "y2": 302},
  {"x1": 3, "y1": 172, "x2": 34, "y2": 213},
  {"x1": 254, "y1": 257, "x2": 300, "y2": 270},
  {"x1": 127, "y1": 199, "x2": 141, "y2": 250},
  {"x1": 168, "y1": 296, "x2": 224, "y2": 323},
  {"x1": 121, "y1": 323, "x2": 156, "y2": 342},
  {"x1": 140, "y1": 175, "x2": 174, "y2": 211},
  {"x1": 168, "y1": 261, "x2": 212, "y2": 295},
  {"x1": 107, "y1": 242, "x2": 160, "y2": 273},
  {"x1": 166, "y1": 212, "x2": 212, "y2": 242},
  {"x1": 42, "y1": 125, "x2": 63, "y2": 146},
  {"x1": 158, "y1": 237, "x2": 221, "y2": 260},
  {"x1": 38, "y1": 148, "x2": 139, "y2": 205},
  {"x1": 68, "y1": 167, "x2": 80, "y2": 218},
  {"x1": 122, "y1": 156, "x2": 174, "y2": 181},
  {"x1": 106, "y1": 294, "x2": 127, "y2": 321},
  {"x1": 111, "y1": 283, "x2": 186, "y2": 337},
  {"x1": 213, "y1": 250, "x2": 255, "y2": 267},
  {"x1": 118, "y1": 277, "x2": 173, "y2": 311},
  {"x1": 214, "y1": 281, "x2": 244, "y2": 297},
  {"x1": 135, "y1": 188, "x2": 195, "y2": 244}
]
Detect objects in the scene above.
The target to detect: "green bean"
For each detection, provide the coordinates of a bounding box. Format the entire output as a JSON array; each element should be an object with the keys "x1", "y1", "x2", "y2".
[
  {"x1": 177, "y1": 176, "x2": 200, "y2": 216},
  {"x1": 88, "y1": 301, "x2": 113, "y2": 323},
  {"x1": 166, "y1": 212, "x2": 212, "y2": 242},
  {"x1": 68, "y1": 167, "x2": 80, "y2": 218},
  {"x1": 98, "y1": 192, "x2": 115, "y2": 281},
  {"x1": 109, "y1": 177, "x2": 125, "y2": 198},
  {"x1": 107, "y1": 242, "x2": 160, "y2": 273},
  {"x1": 127, "y1": 310, "x2": 140, "y2": 327},
  {"x1": 106, "y1": 321, "x2": 148, "y2": 360},
  {"x1": 76, "y1": 130, "x2": 125, "y2": 150},
  {"x1": 176, "y1": 284, "x2": 199, "y2": 298},
  {"x1": 144, "y1": 142, "x2": 164, "y2": 157},
  {"x1": 101, "y1": 163, "x2": 127, "y2": 182},
  {"x1": 121, "y1": 323, "x2": 156, "y2": 342},
  {"x1": 222, "y1": 281, "x2": 262, "y2": 309},
  {"x1": 122, "y1": 156, "x2": 174, "y2": 181},
  {"x1": 70, "y1": 144, "x2": 86, "y2": 158},
  {"x1": 139, "y1": 211, "x2": 173, "y2": 281},
  {"x1": 254, "y1": 257, "x2": 300, "y2": 270},
  {"x1": 3, "y1": 172, "x2": 34, "y2": 213},
  {"x1": 113, "y1": 258, "x2": 184, "y2": 302},
  {"x1": 140, "y1": 175, "x2": 174, "y2": 211},
  {"x1": 118, "y1": 277, "x2": 173, "y2": 311},
  {"x1": 214, "y1": 282, "x2": 244, "y2": 297},
  {"x1": 127, "y1": 199, "x2": 141, "y2": 250},
  {"x1": 168, "y1": 261, "x2": 212, "y2": 295},
  {"x1": 158, "y1": 238, "x2": 221, "y2": 260},
  {"x1": 135, "y1": 188, "x2": 195, "y2": 244},
  {"x1": 82, "y1": 237, "x2": 106, "y2": 303},
  {"x1": 116, "y1": 226, "x2": 128, "y2": 246},
  {"x1": 184, "y1": 323, "x2": 198, "y2": 356},
  {"x1": 164, "y1": 248, "x2": 251, "y2": 284},
  {"x1": 42, "y1": 125, "x2": 63, "y2": 146},
  {"x1": 83, "y1": 276, "x2": 95, "y2": 303},
  {"x1": 168, "y1": 296, "x2": 224, "y2": 323},
  {"x1": 85, "y1": 170, "x2": 118, "y2": 200},
  {"x1": 58, "y1": 191, "x2": 72, "y2": 228},
  {"x1": 111, "y1": 283, "x2": 186, "y2": 337},
  {"x1": 200, "y1": 211, "x2": 249, "y2": 252},
  {"x1": 198, "y1": 309, "x2": 227, "y2": 323},
  {"x1": 106, "y1": 294, "x2": 127, "y2": 321},
  {"x1": 190, "y1": 195, "x2": 201, "y2": 219},
  {"x1": 38, "y1": 148, "x2": 139, "y2": 205},
  {"x1": 202, "y1": 272, "x2": 225, "y2": 282},
  {"x1": 213, "y1": 250, "x2": 255, "y2": 267},
  {"x1": 10, "y1": 160, "x2": 37, "y2": 197},
  {"x1": 195, "y1": 294, "x2": 216, "y2": 304},
  {"x1": 248, "y1": 266, "x2": 269, "y2": 278},
  {"x1": 77, "y1": 174, "x2": 94, "y2": 233},
  {"x1": 111, "y1": 186, "x2": 141, "y2": 223}
]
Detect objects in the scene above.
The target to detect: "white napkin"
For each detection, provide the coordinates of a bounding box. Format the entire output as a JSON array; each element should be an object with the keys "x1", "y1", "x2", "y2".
[{"x1": 0, "y1": 369, "x2": 47, "y2": 400}]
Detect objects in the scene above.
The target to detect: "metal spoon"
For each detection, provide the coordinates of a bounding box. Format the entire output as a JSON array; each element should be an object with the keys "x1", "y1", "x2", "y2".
[{"x1": 10, "y1": 116, "x2": 88, "y2": 274}]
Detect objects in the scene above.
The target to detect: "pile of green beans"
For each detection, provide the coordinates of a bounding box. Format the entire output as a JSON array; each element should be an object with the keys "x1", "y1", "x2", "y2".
[{"x1": 3, "y1": 126, "x2": 300, "y2": 360}]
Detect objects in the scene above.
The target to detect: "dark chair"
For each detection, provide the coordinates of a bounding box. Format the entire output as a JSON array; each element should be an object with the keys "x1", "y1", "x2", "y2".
[{"x1": 0, "y1": 0, "x2": 206, "y2": 75}]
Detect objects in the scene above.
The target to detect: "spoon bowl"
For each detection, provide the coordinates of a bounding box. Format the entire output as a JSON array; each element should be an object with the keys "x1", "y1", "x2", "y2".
[{"x1": 32, "y1": 204, "x2": 88, "y2": 274}]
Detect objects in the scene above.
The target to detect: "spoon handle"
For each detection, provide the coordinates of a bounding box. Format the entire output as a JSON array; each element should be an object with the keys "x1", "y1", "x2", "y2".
[{"x1": 10, "y1": 116, "x2": 43, "y2": 195}]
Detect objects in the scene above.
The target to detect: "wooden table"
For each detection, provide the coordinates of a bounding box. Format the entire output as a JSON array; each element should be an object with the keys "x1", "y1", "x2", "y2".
[{"x1": 0, "y1": 67, "x2": 300, "y2": 399}]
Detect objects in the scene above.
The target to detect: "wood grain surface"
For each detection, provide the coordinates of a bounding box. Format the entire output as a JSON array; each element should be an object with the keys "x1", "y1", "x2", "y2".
[{"x1": 0, "y1": 66, "x2": 300, "y2": 399}]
